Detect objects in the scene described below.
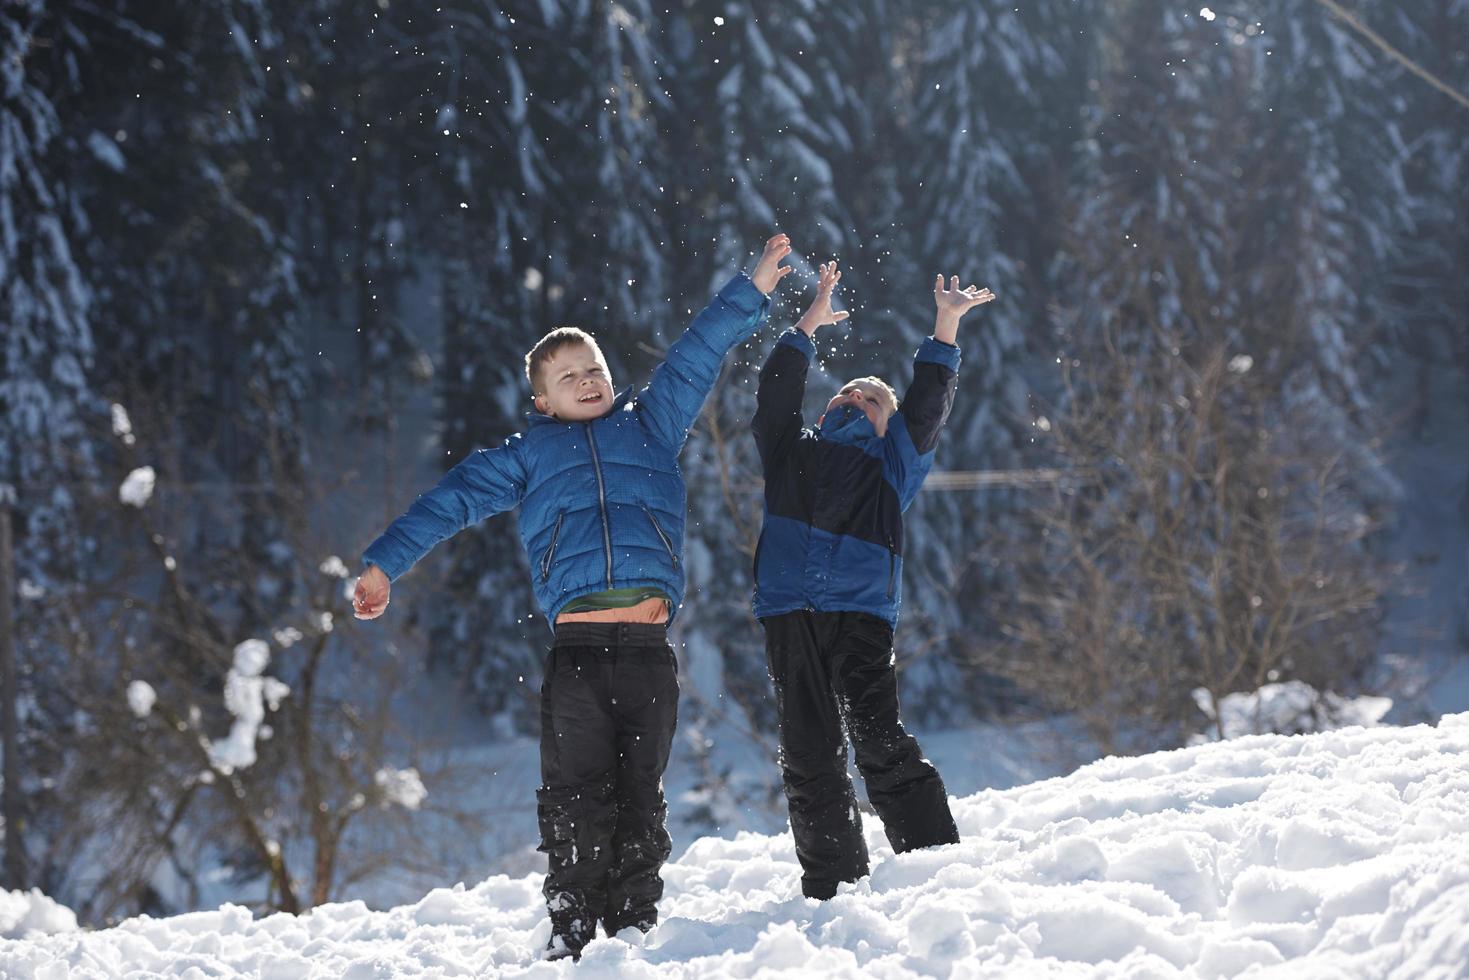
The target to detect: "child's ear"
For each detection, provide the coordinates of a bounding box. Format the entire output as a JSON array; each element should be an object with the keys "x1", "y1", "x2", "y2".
[{"x1": 533, "y1": 393, "x2": 548, "y2": 414}]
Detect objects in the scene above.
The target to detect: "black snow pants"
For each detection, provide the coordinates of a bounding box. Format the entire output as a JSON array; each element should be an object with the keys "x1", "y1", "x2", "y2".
[
  {"x1": 762, "y1": 610, "x2": 959, "y2": 899},
  {"x1": 536, "y1": 621, "x2": 679, "y2": 949}
]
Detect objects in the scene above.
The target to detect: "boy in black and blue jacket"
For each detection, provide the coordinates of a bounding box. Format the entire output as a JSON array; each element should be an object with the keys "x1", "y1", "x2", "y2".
[
  {"x1": 353, "y1": 235, "x2": 794, "y2": 958},
  {"x1": 751, "y1": 261, "x2": 994, "y2": 899}
]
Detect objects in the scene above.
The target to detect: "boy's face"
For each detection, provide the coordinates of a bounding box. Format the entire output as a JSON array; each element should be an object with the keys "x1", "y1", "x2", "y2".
[
  {"x1": 534, "y1": 342, "x2": 616, "y2": 421},
  {"x1": 822, "y1": 380, "x2": 895, "y2": 437}
]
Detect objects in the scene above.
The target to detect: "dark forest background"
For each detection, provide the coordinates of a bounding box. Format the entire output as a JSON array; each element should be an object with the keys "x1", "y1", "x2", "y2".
[{"x1": 3, "y1": 0, "x2": 1467, "y2": 923}]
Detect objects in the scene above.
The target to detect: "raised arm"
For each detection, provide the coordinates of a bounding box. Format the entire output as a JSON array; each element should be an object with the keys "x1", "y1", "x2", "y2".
[
  {"x1": 883, "y1": 276, "x2": 993, "y2": 507},
  {"x1": 902, "y1": 275, "x2": 994, "y2": 451},
  {"x1": 753, "y1": 331, "x2": 812, "y2": 468},
  {"x1": 354, "y1": 436, "x2": 528, "y2": 618},
  {"x1": 754, "y1": 260, "x2": 847, "y2": 467},
  {"x1": 636, "y1": 234, "x2": 788, "y2": 450}
]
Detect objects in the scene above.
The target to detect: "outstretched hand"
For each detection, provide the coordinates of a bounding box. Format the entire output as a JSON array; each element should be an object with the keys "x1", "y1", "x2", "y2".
[
  {"x1": 934, "y1": 275, "x2": 995, "y2": 318},
  {"x1": 751, "y1": 233, "x2": 794, "y2": 295},
  {"x1": 933, "y1": 275, "x2": 994, "y2": 344},
  {"x1": 795, "y1": 260, "x2": 850, "y2": 337},
  {"x1": 353, "y1": 565, "x2": 391, "y2": 620}
]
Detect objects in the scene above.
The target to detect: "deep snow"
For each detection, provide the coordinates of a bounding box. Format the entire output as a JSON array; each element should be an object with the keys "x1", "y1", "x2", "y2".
[{"x1": 4, "y1": 713, "x2": 1467, "y2": 978}]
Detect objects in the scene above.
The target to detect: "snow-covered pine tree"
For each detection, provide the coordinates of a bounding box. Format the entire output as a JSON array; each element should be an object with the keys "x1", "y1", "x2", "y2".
[
  {"x1": 1382, "y1": 0, "x2": 1469, "y2": 404},
  {"x1": 0, "y1": 1, "x2": 97, "y2": 584},
  {"x1": 409, "y1": 1, "x2": 554, "y2": 718},
  {"x1": 70, "y1": 0, "x2": 319, "y2": 612},
  {"x1": 549, "y1": 0, "x2": 671, "y2": 331},
  {"x1": 24, "y1": 0, "x2": 366, "y2": 918},
  {"x1": 893, "y1": 0, "x2": 1095, "y2": 720},
  {"x1": 1376, "y1": 0, "x2": 1469, "y2": 661},
  {"x1": 1249, "y1": 1, "x2": 1408, "y2": 470},
  {"x1": 0, "y1": 0, "x2": 99, "y2": 892},
  {"x1": 663, "y1": 0, "x2": 858, "y2": 753},
  {"x1": 1002, "y1": 0, "x2": 1391, "y2": 753},
  {"x1": 421, "y1": 0, "x2": 678, "y2": 720}
]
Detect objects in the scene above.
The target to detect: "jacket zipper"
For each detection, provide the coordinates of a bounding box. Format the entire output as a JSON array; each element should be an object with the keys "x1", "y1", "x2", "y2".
[
  {"x1": 642, "y1": 503, "x2": 680, "y2": 567},
  {"x1": 584, "y1": 422, "x2": 614, "y2": 586},
  {"x1": 540, "y1": 513, "x2": 564, "y2": 582}
]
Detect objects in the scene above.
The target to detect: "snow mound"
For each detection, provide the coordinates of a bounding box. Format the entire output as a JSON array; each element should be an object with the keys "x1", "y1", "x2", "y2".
[
  {"x1": 0, "y1": 889, "x2": 79, "y2": 940},
  {"x1": 1192, "y1": 679, "x2": 1393, "y2": 742},
  {"x1": 3, "y1": 714, "x2": 1467, "y2": 977}
]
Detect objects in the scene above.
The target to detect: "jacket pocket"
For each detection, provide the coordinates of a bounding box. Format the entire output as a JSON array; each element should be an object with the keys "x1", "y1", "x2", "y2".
[
  {"x1": 540, "y1": 513, "x2": 565, "y2": 583},
  {"x1": 642, "y1": 504, "x2": 680, "y2": 568}
]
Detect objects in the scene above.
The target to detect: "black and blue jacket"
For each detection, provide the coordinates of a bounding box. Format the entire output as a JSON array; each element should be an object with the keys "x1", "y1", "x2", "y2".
[
  {"x1": 362, "y1": 274, "x2": 771, "y2": 627},
  {"x1": 751, "y1": 328, "x2": 961, "y2": 626}
]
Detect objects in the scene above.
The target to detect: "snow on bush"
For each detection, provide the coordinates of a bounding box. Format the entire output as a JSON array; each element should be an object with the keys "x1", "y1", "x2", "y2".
[
  {"x1": 318, "y1": 555, "x2": 349, "y2": 578},
  {"x1": 109, "y1": 403, "x2": 135, "y2": 445},
  {"x1": 208, "y1": 639, "x2": 290, "y2": 773},
  {"x1": 3, "y1": 714, "x2": 1466, "y2": 976},
  {"x1": 375, "y1": 766, "x2": 428, "y2": 811},
  {"x1": 272, "y1": 626, "x2": 303, "y2": 648},
  {"x1": 0, "y1": 889, "x2": 78, "y2": 939},
  {"x1": 126, "y1": 680, "x2": 156, "y2": 718},
  {"x1": 1192, "y1": 679, "x2": 1393, "y2": 742},
  {"x1": 118, "y1": 466, "x2": 155, "y2": 507}
]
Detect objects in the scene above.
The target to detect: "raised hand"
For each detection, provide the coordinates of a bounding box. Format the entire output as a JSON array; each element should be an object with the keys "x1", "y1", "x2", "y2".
[
  {"x1": 795, "y1": 260, "x2": 850, "y2": 337},
  {"x1": 751, "y1": 233, "x2": 795, "y2": 295},
  {"x1": 934, "y1": 275, "x2": 995, "y2": 318},
  {"x1": 932, "y1": 274, "x2": 995, "y2": 344},
  {"x1": 353, "y1": 565, "x2": 391, "y2": 620}
]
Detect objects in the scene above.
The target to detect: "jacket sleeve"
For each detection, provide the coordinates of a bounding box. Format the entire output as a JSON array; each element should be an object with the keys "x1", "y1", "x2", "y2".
[
  {"x1": 752, "y1": 328, "x2": 813, "y2": 470},
  {"x1": 882, "y1": 337, "x2": 961, "y2": 509},
  {"x1": 636, "y1": 273, "x2": 771, "y2": 451},
  {"x1": 362, "y1": 435, "x2": 528, "y2": 581}
]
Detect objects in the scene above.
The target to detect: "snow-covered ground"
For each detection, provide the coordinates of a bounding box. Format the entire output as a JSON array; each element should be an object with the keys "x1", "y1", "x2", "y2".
[{"x1": 4, "y1": 713, "x2": 1466, "y2": 978}]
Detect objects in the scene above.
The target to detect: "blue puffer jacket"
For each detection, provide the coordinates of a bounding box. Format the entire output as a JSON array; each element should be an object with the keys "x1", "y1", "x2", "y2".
[
  {"x1": 750, "y1": 328, "x2": 961, "y2": 626},
  {"x1": 363, "y1": 274, "x2": 771, "y2": 626}
]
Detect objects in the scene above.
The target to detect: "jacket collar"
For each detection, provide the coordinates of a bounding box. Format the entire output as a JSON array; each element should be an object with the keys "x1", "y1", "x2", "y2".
[
  {"x1": 817, "y1": 404, "x2": 879, "y2": 446},
  {"x1": 525, "y1": 386, "x2": 637, "y2": 427}
]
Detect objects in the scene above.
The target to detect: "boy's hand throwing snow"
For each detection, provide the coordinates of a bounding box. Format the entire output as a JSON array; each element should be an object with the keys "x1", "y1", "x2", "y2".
[
  {"x1": 795, "y1": 260, "x2": 850, "y2": 337},
  {"x1": 932, "y1": 275, "x2": 995, "y2": 344},
  {"x1": 751, "y1": 233, "x2": 794, "y2": 295}
]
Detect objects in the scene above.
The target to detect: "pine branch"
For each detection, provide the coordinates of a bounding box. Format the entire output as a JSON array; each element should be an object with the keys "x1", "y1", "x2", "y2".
[{"x1": 1313, "y1": 0, "x2": 1469, "y2": 113}]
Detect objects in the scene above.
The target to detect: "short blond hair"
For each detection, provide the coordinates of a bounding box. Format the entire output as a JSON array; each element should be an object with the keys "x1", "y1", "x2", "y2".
[
  {"x1": 843, "y1": 376, "x2": 899, "y2": 417},
  {"x1": 524, "y1": 327, "x2": 603, "y2": 393}
]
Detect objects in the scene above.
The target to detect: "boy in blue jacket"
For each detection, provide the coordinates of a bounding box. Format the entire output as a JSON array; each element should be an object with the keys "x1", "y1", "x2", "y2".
[
  {"x1": 751, "y1": 261, "x2": 994, "y2": 900},
  {"x1": 353, "y1": 235, "x2": 793, "y2": 959}
]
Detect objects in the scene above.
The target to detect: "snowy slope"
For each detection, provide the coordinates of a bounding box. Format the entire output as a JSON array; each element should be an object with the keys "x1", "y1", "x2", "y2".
[{"x1": 4, "y1": 714, "x2": 1467, "y2": 978}]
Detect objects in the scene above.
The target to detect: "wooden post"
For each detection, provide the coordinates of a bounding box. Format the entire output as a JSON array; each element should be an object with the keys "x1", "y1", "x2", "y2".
[{"x1": 0, "y1": 482, "x2": 24, "y2": 890}]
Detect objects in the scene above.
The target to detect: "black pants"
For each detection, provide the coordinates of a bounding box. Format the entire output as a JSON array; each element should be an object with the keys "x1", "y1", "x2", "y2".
[
  {"x1": 536, "y1": 621, "x2": 679, "y2": 949},
  {"x1": 762, "y1": 610, "x2": 958, "y2": 898}
]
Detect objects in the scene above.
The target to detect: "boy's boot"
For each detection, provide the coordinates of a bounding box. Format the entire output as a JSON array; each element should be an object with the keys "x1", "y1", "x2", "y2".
[
  {"x1": 602, "y1": 810, "x2": 670, "y2": 936},
  {"x1": 543, "y1": 905, "x2": 597, "y2": 962}
]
